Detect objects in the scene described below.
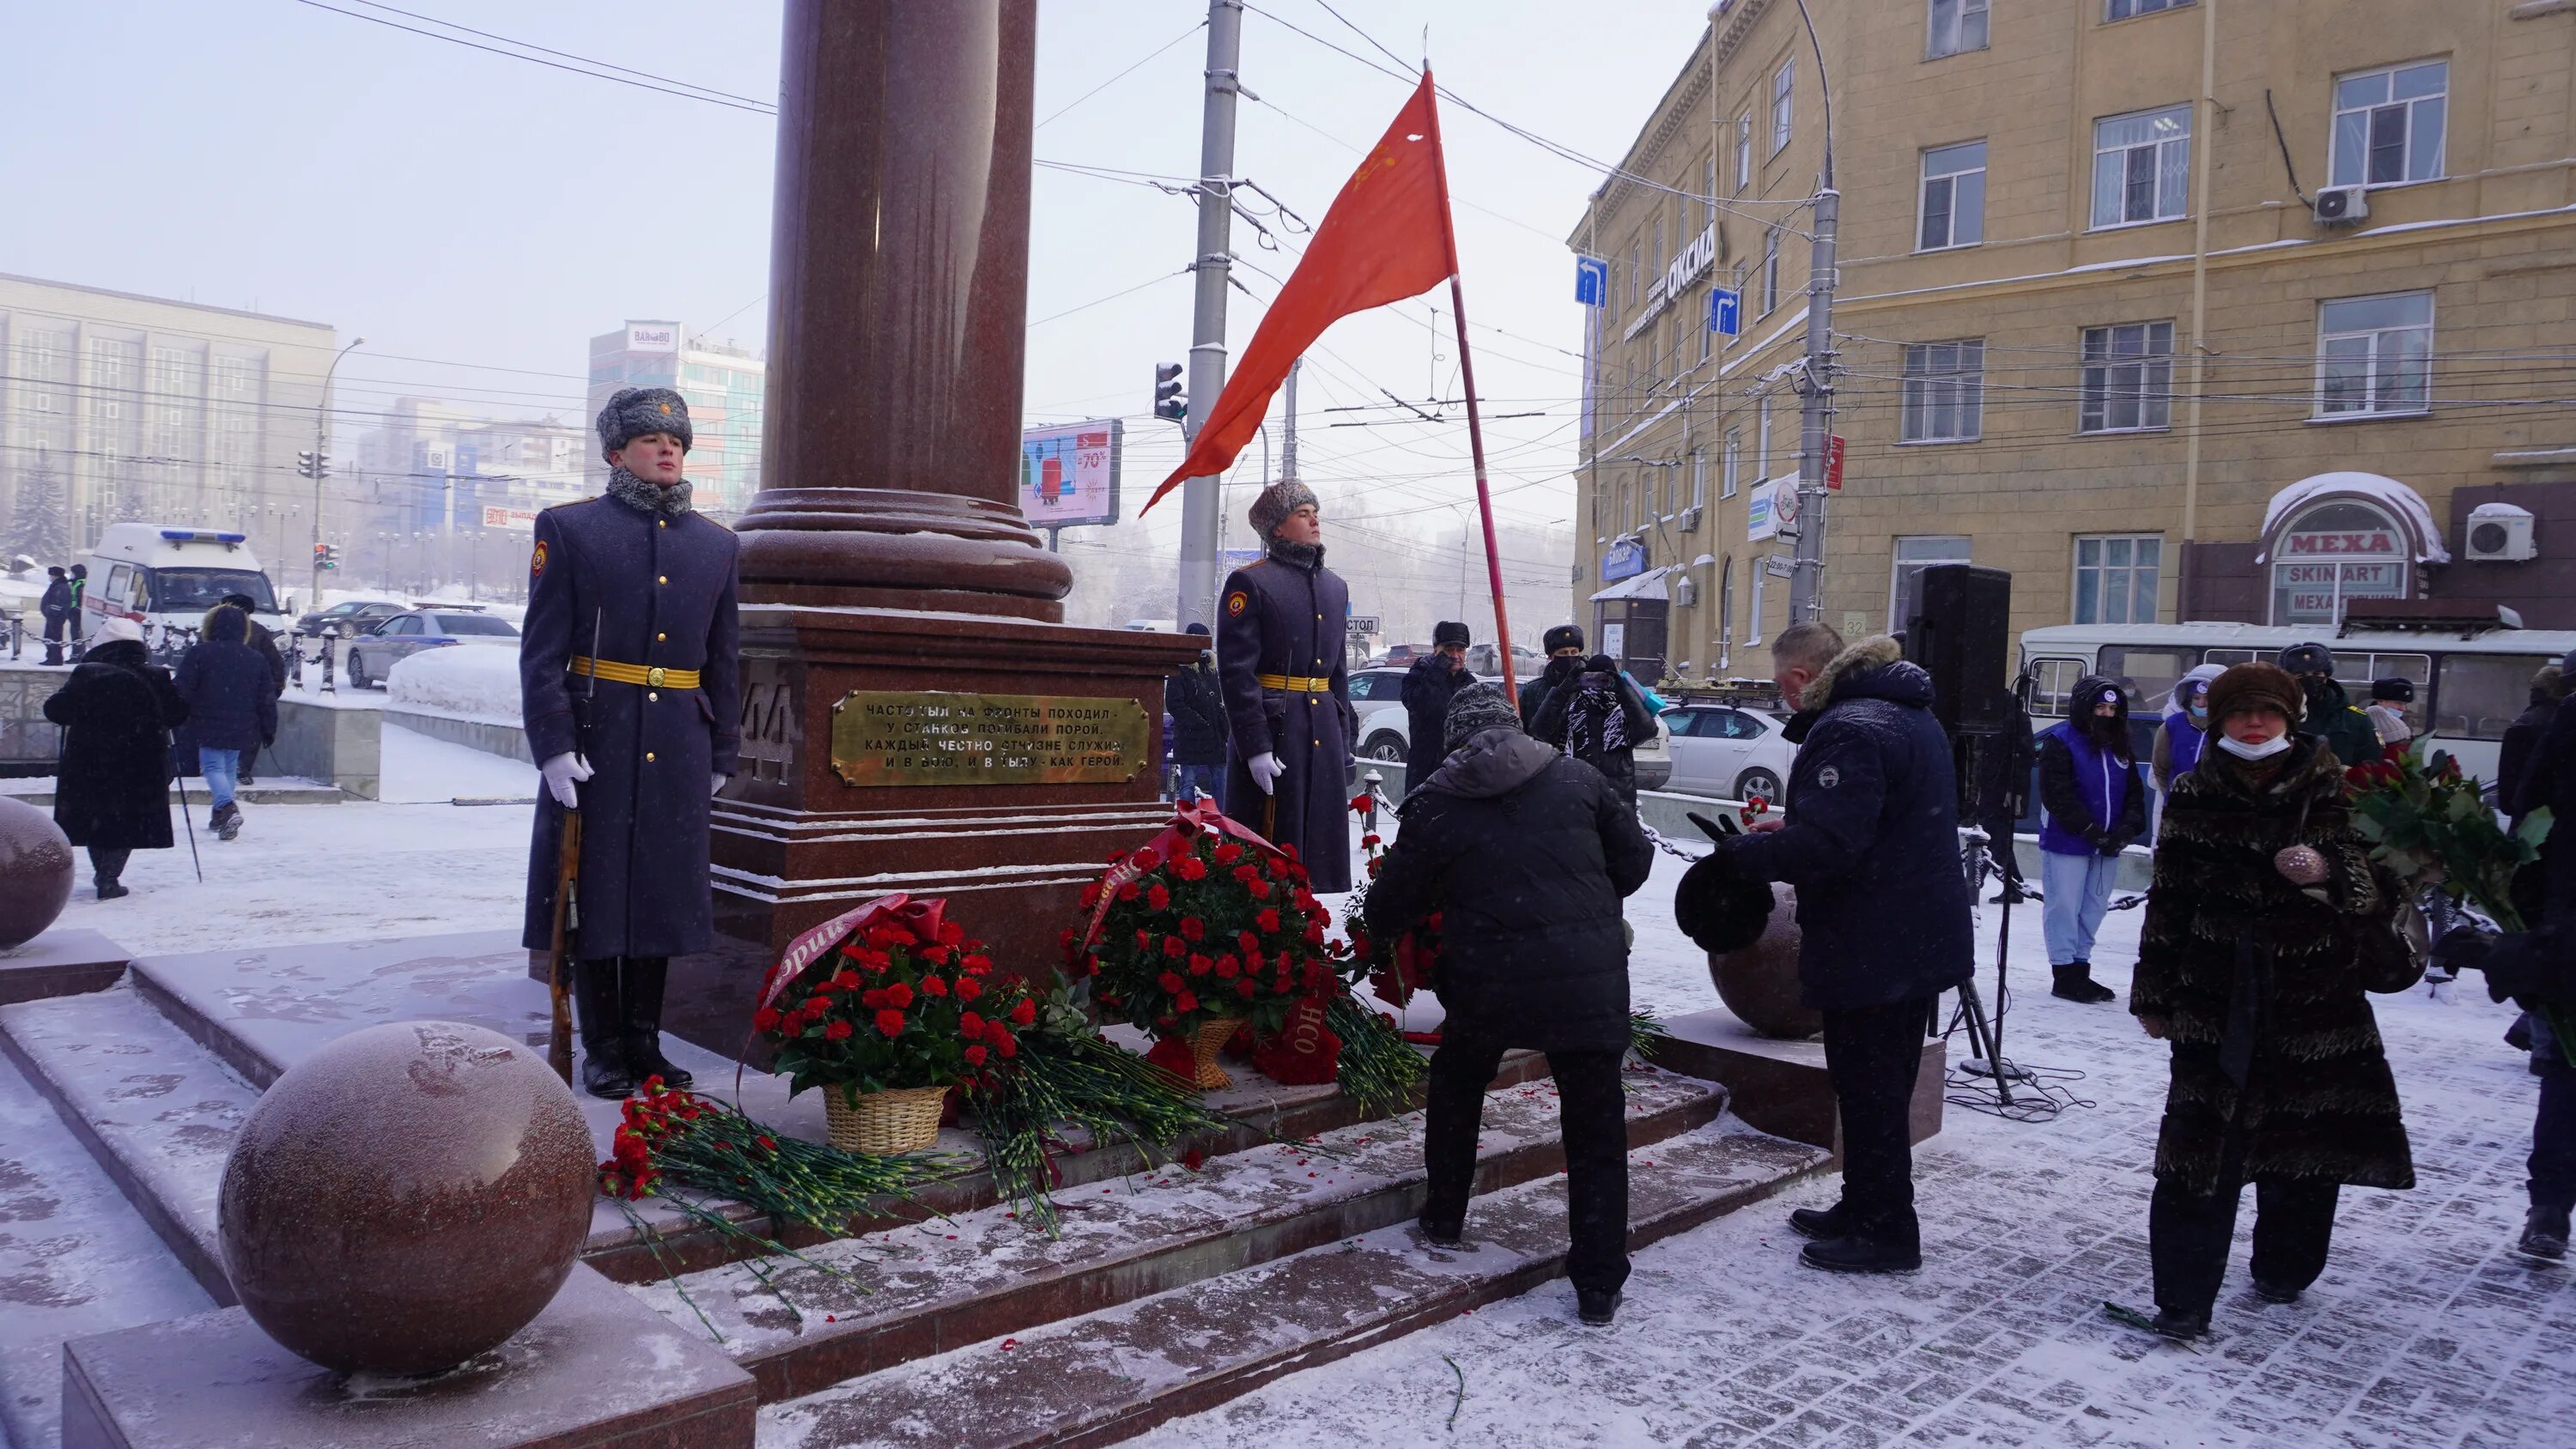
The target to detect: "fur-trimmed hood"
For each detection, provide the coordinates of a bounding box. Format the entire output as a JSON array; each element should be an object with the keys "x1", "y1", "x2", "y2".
[{"x1": 1799, "y1": 634, "x2": 1929, "y2": 713}]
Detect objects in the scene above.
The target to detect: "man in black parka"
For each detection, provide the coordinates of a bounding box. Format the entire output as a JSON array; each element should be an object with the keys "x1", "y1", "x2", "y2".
[
  {"x1": 1399, "y1": 619, "x2": 1472, "y2": 786},
  {"x1": 39, "y1": 566, "x2": 74, "y2": 665},
  {"x1": 1166, "y1": 621, "x2": 1229, "y2": 802},
  {"x1": 43, "y1": 615, "x2": 185, "y2": 898},
  {"x1": 522, "y1": 386, "x2": 742, "y2": 1099},
  {"x1": 1366, "y1": 682, "x2": 1655, "y2": 1326},
  {"x1": 1702, "y1": 622, "x2": 1973, "y2": 1274},
  {"x1": 1217, "y1": 480, "x2": 1355, "y2": 891}
]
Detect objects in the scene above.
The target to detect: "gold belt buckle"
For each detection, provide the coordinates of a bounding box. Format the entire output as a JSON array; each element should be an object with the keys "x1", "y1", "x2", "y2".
[{"x1": 646, "y1": 666, "x2": 667, "y2": 687}]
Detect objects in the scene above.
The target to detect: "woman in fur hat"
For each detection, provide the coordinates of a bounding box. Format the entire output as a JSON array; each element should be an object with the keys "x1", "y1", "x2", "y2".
[{"x1": 2130, "y1": 662, "x2": 2413, "y2": 1341}]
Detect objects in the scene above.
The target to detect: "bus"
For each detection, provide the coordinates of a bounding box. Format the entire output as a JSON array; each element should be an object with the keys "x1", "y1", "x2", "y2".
[{"x1": 2018, "y1": 615, "x2": 2575, "y2": 786}]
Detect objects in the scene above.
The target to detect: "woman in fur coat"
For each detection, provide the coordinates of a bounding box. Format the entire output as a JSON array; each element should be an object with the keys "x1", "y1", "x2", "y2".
[{"x1": 2130, "y1": 662, "x2": 2413, "y2": 1340}]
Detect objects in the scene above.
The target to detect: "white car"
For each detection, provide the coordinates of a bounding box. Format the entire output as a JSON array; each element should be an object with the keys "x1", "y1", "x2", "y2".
[
  {"x1": 1349, "y1": 664, "x2": 1672, "y2": 791},
  {"x1": 1662, "y1": 703, "x2": 1797, "y2": 804}
]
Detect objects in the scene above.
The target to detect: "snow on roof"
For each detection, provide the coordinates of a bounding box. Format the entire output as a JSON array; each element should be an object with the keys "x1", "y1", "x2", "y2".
[
  {"x1": 2256, "y1": 471, "x2": 2451, "y2": 565},
  {"x1": 1589, "y1": 566, "x2": 1673, "y2": 603}
]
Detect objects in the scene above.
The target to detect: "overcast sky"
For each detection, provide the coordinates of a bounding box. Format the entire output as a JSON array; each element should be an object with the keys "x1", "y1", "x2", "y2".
[{"x1": 6, "y1": 0, "x2": 1715, "y2": 550}]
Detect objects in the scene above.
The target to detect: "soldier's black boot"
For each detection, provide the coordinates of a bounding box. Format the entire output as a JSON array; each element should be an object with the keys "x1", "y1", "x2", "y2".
[
  {"x1": 620, "y1": 957, "x2": 692, "y2": 1090},
  {"x1": 574, "y1": 957, "x2": 633, "y2": 1099}
]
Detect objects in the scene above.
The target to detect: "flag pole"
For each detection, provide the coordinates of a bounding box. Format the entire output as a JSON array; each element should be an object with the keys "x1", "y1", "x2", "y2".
[{"x1": 1418, "y1": 70, "x2": 1518, "y2": 699}]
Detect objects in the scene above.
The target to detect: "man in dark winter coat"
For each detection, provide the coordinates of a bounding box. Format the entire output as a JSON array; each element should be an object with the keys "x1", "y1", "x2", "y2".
[
  {"x1": 174, "y1": 604, "x2": 278, "y2": 843},
  {"x1": 2276, "y1": 643, "x2": 2379, "y2": 768},
  {"x1": 1400, "y1": 620, "x2": 1473, "y2": 785},
  {"x1": 2498, "y1": 664, "x2": 2566, "y2": 825},
  {"x1": 1365, "y1": 681, "x2": 1654, "y2": 1326},
  {"x1": 1531, "y1": 652, "x2": 1659, "y2": 809},
  {"x1": 1699, "y1": 621, "x2": 1972, "y2": 1273},
  {"x1": 39, "y1": 565, "x2": 74, "y2": 665},
  {"x1": 1217, "y1": 479, "x2": 1355, "y2": 892},
  {"x1": 1518, "y1": 623, "x2": 1587, "y2": 729},
  {"x1": 1971, "y1": 669, "x2": 2038, "y2": 899},
  {"x1": 2134, "y1": 662, "x2": 2413, "y2": 1337},
  {"x1": 216, "y1": 593, "x2": 287, "y2": 785},
  {"x1": 2036, "y1": 675, "x2": 2146, "y2": 1004},
  {"x1": 1166, "y1": 621, "x2": 1229, "y2": 802},
  {"x1": 523, "y1": 387, "x2": 741, "y2": 1099},
  {"x1": 43, "y1": 615, "x2": 185, "y2": 898}
]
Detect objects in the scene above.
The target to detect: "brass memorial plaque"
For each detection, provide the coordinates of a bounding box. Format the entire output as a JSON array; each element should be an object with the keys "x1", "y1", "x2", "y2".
[{"x1": 828, "y1": 690, "x2": 1154, "y2": 787}]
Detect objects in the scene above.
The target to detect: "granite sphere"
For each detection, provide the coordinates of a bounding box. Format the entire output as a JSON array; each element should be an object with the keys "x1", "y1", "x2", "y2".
[
  {"x1": 217, "y1": 1020, "x2": 597, "y2": 1375},
  {"x1": 0, "y1": 795, "x2": 76, "y2": 950},
  {"x1": 1705, "y1": 881, "x2": 1823, "y2": 1040}
]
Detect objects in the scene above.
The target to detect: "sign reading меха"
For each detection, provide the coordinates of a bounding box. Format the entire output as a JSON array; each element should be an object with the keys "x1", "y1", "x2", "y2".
[{"x1": 828, "y1": 691, "x2": 1152, "y2": 787}]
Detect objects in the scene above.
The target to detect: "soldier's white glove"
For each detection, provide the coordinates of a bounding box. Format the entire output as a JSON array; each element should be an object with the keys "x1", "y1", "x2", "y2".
[
  {"x1": 541, "y1": 752, "x2": 593, "y2": 809},
  {"x1": 1249, "y1": 752, "x2": 1284, "y2": 795},
  {"x1": 710, "y1": 773, "x2": 727, "y2": 798}
]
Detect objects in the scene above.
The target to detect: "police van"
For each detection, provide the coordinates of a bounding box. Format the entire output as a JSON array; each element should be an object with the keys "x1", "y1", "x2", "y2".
[
  {"x1": 2020, "y1": 609, "x2": 2576, "y2": 786},
  {"x1": 82, "y1": 525, "x2": 290, "y2": 642}
]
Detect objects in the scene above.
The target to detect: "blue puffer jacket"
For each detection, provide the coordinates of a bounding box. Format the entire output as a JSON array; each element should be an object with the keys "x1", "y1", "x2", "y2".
[
  {"x1": 2037, "y1": 718, "x2": 2146, "y2": 856},
  {"x1": 1722, "y1": 636, "x2": 1974, "y2": 1011},
  {"x1": 2162, "y1": 708, "x2": 2207, "y2": 779},
  {"x1": 174, "y1": 608, "x2": 279, "y2": 752}
]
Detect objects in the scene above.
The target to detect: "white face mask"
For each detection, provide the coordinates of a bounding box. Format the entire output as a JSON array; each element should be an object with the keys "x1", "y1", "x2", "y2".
[{"x1": 2215, "y1": 731, "x2": 2293, "y2": 761}]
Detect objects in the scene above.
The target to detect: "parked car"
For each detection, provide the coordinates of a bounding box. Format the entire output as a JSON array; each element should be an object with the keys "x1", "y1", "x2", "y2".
[
  {"x1": 1662, "y1": 703, "x2": 1797, "y2": 803},
  {"x1": 345, "y1": 609, "x2": 522, "y2": 689},
  {"x1": 295, "y1": 599, "x2": 406, "y2": 638}
]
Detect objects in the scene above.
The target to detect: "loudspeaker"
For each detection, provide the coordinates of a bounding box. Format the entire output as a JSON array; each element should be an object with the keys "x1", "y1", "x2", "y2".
[{"x1": 1905, "y1": 564, "x2": 2012, "y2": 737}]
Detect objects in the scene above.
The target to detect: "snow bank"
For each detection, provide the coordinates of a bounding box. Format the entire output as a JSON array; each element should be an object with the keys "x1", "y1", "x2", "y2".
[{"x1": 386, "y1": 645, "x2": 522, "y2": 724}]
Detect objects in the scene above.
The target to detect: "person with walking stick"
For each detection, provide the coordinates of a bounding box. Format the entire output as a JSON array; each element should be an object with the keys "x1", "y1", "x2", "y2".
[
  {"x1": 41, "y1": 615, "x2": 187, "y2": 898},
  {"x1": 521, "y1": 387, "x2": 741, "y2": 1099}
]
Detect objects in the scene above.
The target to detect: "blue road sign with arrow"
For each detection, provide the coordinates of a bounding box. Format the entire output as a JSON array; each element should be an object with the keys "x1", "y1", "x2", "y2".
[
  {"x1": 1709, "y1": 287, "x2": 1741, "y2": 336},
  {"x1": 1575, "y1": 255, "x2": 1609, "y2": 308}
]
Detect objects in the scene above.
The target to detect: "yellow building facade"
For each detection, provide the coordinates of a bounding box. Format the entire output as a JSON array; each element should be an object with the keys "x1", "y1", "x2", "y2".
[{"x1": 1571, "y1": 0, "x2": 2576, "y2": 684}]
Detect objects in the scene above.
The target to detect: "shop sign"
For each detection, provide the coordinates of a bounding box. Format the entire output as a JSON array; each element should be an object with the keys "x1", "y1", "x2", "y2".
[
  {"x1": 1601, "y1": 538, "x2": 1648, "y2": 583},
  {"x1": 2281, "y1": 528, "x2": 2399, "y2": 557}
]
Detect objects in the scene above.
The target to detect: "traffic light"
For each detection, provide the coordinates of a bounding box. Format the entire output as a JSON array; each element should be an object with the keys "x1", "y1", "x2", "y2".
[
  {"x1": 1153, "y1": 362, "x2": 1187, "y2": 423},
  {"x1": 296, "y1": 451, "x2": 331, "y2": 481},
  {"x1": 312, "y1": 542, "x2": 342, "y2": 571}
]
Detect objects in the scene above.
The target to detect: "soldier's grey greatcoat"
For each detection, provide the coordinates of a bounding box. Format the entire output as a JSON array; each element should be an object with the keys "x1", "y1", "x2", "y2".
[
  {"x1": 520, "y1": 491, "x2": 742, "y2": 957},
  {"x1": 1216, "y1": 542, "x2": 1354, "y2": 892}
]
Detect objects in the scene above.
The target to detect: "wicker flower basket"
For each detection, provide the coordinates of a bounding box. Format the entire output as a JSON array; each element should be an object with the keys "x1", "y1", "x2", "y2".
[
  {"x1": 823, "y1": 1084, "x2": 948, "y2": 1155},
  {"x1": 1189, "y1": 1015, "x2": 1243, "y2": 1091}
]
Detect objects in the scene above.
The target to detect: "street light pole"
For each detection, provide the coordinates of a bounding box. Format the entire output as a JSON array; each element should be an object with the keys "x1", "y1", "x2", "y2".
[
  {"x1": 1786, "y1": 0, "x2": 1837, "y2": 626},
  {"x1": 312, "y1": 336, "x2": 365, "y2": 601}
]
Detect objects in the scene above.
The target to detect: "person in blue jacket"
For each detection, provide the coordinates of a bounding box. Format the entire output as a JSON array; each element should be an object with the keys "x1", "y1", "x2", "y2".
[{"x1": 2037, "y1": 675, "x2": 2147, "y2": 1003}]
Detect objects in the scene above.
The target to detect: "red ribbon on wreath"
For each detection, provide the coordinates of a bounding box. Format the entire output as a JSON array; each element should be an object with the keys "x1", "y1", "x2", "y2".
[{"x1": 1073, "y1": 797, "x2": 1285, "y2": 960}]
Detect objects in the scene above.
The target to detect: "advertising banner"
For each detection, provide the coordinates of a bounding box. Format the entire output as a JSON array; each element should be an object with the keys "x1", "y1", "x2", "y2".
[{"x1": 1020, "y1": 419, "x2": 1122, "y2": 529}]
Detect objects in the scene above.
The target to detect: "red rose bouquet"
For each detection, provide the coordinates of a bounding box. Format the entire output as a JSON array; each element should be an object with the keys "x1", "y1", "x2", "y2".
[
  {"x1": 1067, "y1": 800, "x2": 1340, "y2": 1088},
  {"x1": 2348, "y1": 741, "x2": 2549, "y2": 931},
  {"x1": 1342, "y1": 791, "x2": 1441, "y2": 1009},
  {"x1": 755, "y1": 894, "x2": 1038, "y2": 1152}
]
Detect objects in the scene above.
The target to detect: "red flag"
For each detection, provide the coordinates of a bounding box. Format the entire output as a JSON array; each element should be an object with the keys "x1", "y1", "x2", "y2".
[{"x1": 1141, "y1": 73, "x2": 1457, "y2": 512}]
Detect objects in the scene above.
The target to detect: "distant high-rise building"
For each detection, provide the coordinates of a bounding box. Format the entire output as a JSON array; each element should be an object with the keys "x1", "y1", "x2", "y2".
[{"x1": 584, "y1": 320, "x2": 763, "y2": 515}]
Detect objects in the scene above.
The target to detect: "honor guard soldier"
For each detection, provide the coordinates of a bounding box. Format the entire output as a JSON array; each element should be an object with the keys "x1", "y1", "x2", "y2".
[
  {"x1": 523, "y1": 386, "x2": 742, "y2": 1098},
  {"x1": 1217, "y1": 480, "x2": 1356, "y2": 892}
]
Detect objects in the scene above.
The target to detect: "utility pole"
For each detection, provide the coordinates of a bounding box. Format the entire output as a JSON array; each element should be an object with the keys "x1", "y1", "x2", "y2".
[
  {"x1": 1786, "y1": 186, "x2": 1837, "y2": 625},
  {"x1": 1175, "y1": 0, "x2": 1243, "y2": 632}
]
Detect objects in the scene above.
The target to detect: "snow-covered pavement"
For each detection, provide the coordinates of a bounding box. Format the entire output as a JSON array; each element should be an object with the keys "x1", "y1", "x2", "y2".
[{"x1": 1137, "y1": 857, "x2": 2575, "y2": 1449}]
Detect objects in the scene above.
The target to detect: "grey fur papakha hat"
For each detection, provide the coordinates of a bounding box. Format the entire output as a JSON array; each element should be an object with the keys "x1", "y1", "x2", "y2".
[
  {"x1": 596, "y1": 386, "x2": 694, "y2": 460},
  {"x1": 1249, "y1": 479, "x2": 1319, "y2": 540}
]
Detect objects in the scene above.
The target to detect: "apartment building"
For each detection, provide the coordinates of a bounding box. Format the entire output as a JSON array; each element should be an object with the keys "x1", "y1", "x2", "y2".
[
  {"x1": 0, "y1": 273, "x2": 338, "y2": 560},
  {"x1": 1570, "y1": 0, "x2": 2576, "y2": 685}
]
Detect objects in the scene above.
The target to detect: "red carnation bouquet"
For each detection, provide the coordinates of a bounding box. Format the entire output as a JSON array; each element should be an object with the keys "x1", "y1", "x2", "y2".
[
  {"x1": 1342, "y1": 790, "x2": 1440, "y2": 1008},
  {"x1": 754, "y1": 895, "x2": 1038, "y2": 1148},
  {"x1": 1066, "y1": 798, "x2": 1342, "y2": 1088}
]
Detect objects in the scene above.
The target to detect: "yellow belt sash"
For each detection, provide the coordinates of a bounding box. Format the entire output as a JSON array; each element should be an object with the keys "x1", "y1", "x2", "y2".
[{"x1": 570, "y1": 655, "x2": 700, "y2": 689}]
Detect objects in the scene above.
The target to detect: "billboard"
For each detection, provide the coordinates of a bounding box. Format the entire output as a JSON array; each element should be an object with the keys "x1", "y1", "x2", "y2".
[
  {"x1": 481, "y1": 505, "x2": 539, "y2": 533},
  {"x1": 1020, "y1": 419, "x2": 1122, "y2": 529},
  {"x1": 626, "y1": 323, "x2": 680, "y2": 355}
]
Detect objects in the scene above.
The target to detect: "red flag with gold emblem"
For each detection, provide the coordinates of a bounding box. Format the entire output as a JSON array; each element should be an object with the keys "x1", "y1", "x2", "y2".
[{"x1": 1140, "y1": 73, "x2": 1458, "y2": 512}]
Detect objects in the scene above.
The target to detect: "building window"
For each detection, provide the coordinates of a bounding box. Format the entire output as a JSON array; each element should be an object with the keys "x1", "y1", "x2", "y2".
[
  {"x1": 1735, "y1": 113, "x2": 1753, "y2": 192},
  {"x1": 1761, "y1": 227, "x2": 1782, "y2": 314},
  {"x1": 2079, "y1": 321, "x2": 2175, "y2": 433},
  {"x1": 1771, "y1": 60, "x2": 1795, "y2": 155},
  {"x1": 1692, "y1": 448, "x2": 1707, "y2": 507},
  {"x1": 1917, "y1": 141, "x2": 1987, "y2": 251},
  {"x1": 2106, "y1": 0, "x2": 2191, "y2": 18},
  {"x1": 1756, "y1": 400, "x2": 1772, "y2": 478},
  {"x1": 1747, "y1": 561, "x2": 1767, "y2": 646},
  {"x1": 1900, "y1": 341, "x2": 1984, "y2": 443},
  {"x1": 1928, "y1": 0, "x2": 1989, "y2": 58},
  {"x1": 1719, "y1": 556, "x2": 1735, "y2": 659},
  {"x1": 1702, "y1": 155, "x2": 1716, "y2": 229},
  {"x1": 2317, "y1": 291, "x2": 2433, "y2": 417},
  {"x1": 2074, "y1": 535, "x2": 2162, "y2": 624},
  {"x1": 2331, "y1": 60, "x2": 2447, "y2": 189},
  {"x1": 2269, "y1": 500, "x2": 2408, "y2": 626},
  {"x1": 2091, "y1": 105, "x2": 2191, "y2": 228},
  {"x1": 1889, "y1": 537, "x2": 1972, "y2": 632},
  {"x1": 1628, "y1": 242, "x2": 1643, "y2": 310},
  {"x1": 1722, "y1": 430, "x2": 1741, "y2": 498}
]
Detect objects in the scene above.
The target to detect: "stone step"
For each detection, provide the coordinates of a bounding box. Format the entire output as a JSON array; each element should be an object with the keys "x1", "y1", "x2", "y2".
[
  {"x1": 0, "y1": 985, "x2": 261, "y2": 1307},
  {"x1": 625, "y1": 1067, "x2": 1735, "y2": 1406},
  {"x1": 757, "y1": 1116, "x2": 1831, "y2": 1448},
  {"x1": 0, "y1": 1046, "x2": 217, "y2": 1449}
]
